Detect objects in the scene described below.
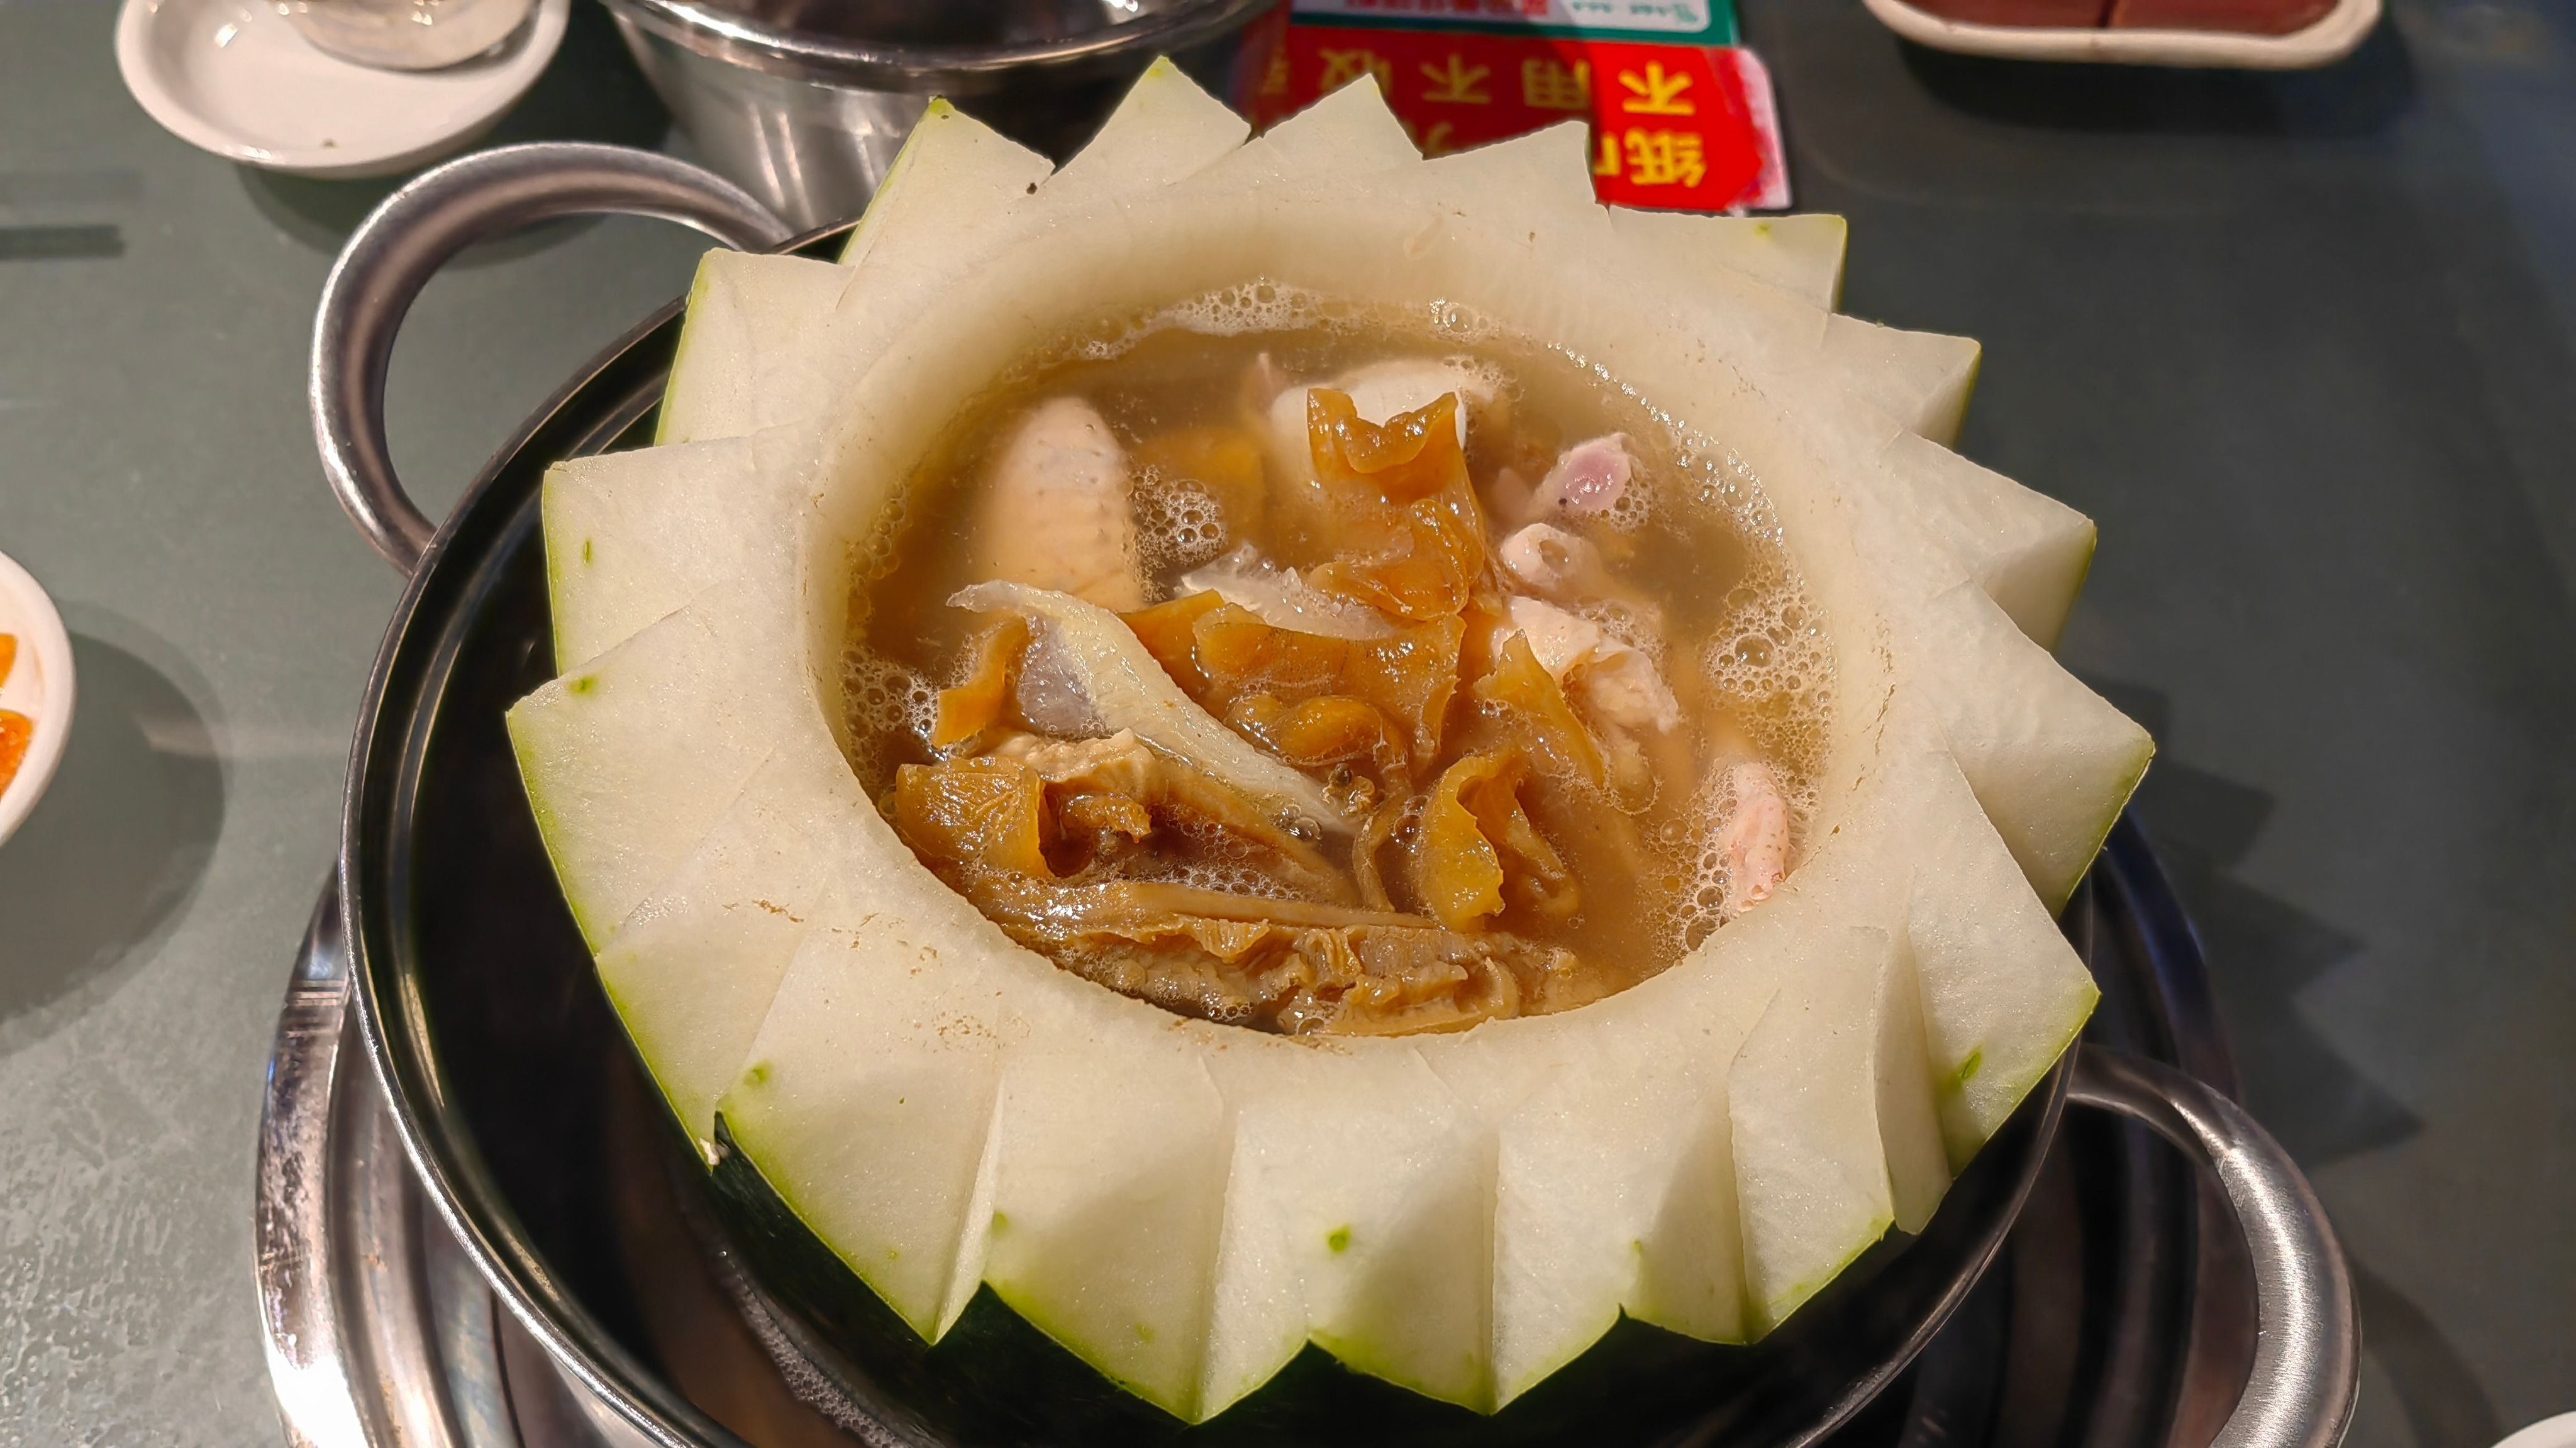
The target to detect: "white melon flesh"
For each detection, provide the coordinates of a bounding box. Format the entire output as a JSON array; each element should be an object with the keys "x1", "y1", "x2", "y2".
[
  {"x1": 1607, "y1": 207, "x2": 1849, "y2": 310},
  {"x1": 1877, "y1": 563, "x2": 2147, "y2": 912},
  {"x1": 508, "y1": 65, "x2": 2150, "y2": 1425},
  {"x1": 719, "y1": 896, "x2": 1011, "y2": 1344},
  {"x1": 511, "y1": 595, "x2": 777, "y2": 947},
  {"x1": 541, "y1": 430, "x2": 806, "y2": 671},
  {"x1": 836, "y1": 98, "x2": 1053, "y2": 272},
  {"x1": 594, "y1": 744, "x2": 870, "y2": 1143},
  {"x1": 1416, "y1": 954, "x2": 1774, "y2": 1400},
  {"x1": 1216, "y1": 75, "x2": 1420, "y2": 184},
  {"x1": 509, "y1": 525, "x2": 844, "y2": 947},
  {"x1": 1601, "y1": 203, "x2": 2097, "y2": 656},
  {"x1": 723, "y1": 828, "x2": 1237, "y2": 1416},
  {"x1": 1202, "y1": 1039, "x2": 1494, "y2": 1412},
  {"x1": 1728, "y1": 929, "x2": 1901, "y2": 1334},
  {"x1": 657, "y1": 256, "x2": 849, "y2": 447},
  {"x1": 1821, "y1": 314, "x2": 1982, "y2": 449},
  {"x1": 1870, "y1": 429, "x2": 2096, "y2": 651},
  {"x1": 661, "y1": 61, "x2": 1244, "y2": 451},
  {"x1": 1886, "y1": 730, "x2": 2102, "y2": 1161},
  {"x1": 1046, "y1": 55, "x2": 1249, "y2": 195}
]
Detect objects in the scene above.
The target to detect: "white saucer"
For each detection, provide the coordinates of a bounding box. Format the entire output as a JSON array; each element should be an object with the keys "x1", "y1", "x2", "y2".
[
  {"x1": 0, "y1": 551, "x2": 75, "y2": 850},
  {"x1": 114, "y1": 0, "x2": 569, "y2": 179},
  {"x1": 2495, "y1": 1415, "x2": 2576, "y2": 1448}
]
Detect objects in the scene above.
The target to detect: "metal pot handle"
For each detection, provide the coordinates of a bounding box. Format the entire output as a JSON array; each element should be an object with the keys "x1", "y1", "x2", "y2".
[
  {"x1": 2071, "y1": 1047, "x2": 2359, "y2": 1448},
  {"x1": 309, "y1": 142, "x2": 792, "y2": 575}
]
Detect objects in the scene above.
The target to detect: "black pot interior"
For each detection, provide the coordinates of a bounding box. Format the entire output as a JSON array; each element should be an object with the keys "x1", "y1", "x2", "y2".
[{"x1": 346, "y1": 241, "x2": 2077, "y2": 1448}]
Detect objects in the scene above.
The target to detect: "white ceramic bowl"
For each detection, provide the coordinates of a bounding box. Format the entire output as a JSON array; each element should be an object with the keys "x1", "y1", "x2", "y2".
[
  {"x1": 114, "y1": 0, "x2": 570, "y2": 179},
  {"x1": 1861, "y1": 0, "x2": 2379, "y2": 68},
  {"x1": 0, "y1": 551, "x2": 74, "y2": 849}
]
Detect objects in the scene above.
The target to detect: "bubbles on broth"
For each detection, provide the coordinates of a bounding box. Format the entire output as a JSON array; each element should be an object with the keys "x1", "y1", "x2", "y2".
[
  {"x1": 1132, "y1": 472, "x2": 1228, "y2": 578},
  {"x1": 1152, "y1": 281, "x2": 1333, "y2": 340},
  {"x1": 1571, "y1": 596, "x2": 1667, "y2": 663},
  {"x1": 843, "y1": 649, "x2": 938, "y2": 785},
  {"x1": 1701, "y1": 562, "x2": 1833, "y2": 797},
  {"x1": 1129, "y1": 819, "x2": 1305, "y2": 902},
  {"x1": 1593, "y1": 474, "x2": 1655, "y2": 535}
]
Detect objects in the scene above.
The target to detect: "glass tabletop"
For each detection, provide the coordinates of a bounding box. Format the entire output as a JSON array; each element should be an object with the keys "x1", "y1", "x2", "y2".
[{"x1": 0, "y1": 1, "x2": 2567, "y2": 1443}]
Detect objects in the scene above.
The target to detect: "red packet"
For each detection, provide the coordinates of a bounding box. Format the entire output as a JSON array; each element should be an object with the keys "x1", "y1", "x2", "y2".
[{"x1": 1253, "y1": 0, "x2": 1789, "y2": 213}]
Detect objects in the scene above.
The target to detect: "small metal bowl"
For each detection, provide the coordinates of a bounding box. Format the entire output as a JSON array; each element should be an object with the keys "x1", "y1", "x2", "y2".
[{"x1": 601, "y1": 0, "x2": 1285, "y2": 229}]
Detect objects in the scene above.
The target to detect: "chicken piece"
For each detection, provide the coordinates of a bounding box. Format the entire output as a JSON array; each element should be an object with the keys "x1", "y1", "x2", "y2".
[
  {"x1": 1710, "y1": 759, "x2": 1790, "y2": 919},
  {"x1": 1489, "y1": 595, "x2": 1683, "y2": 735},
  {"x1": 968, "y1": 397, "x2": 1145, "y2": 611}
]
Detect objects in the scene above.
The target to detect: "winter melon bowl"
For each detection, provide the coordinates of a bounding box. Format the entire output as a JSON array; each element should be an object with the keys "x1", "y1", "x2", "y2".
[{"x1": 506, "y1": 64, "x2": 2151, "y2": 1433}]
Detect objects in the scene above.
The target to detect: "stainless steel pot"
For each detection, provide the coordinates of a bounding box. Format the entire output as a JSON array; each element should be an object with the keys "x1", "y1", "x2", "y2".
[
  {"x1": 598, "y1": 0, "x2": 1284, "y2": 231},
  {"x1": 260, "y1": 140, "x2": 2362, "y2": 1448}
]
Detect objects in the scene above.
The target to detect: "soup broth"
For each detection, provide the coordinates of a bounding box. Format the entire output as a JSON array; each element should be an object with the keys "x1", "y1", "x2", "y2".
[{"x1": 843, "y1": 287, "x2": 1832, "y2": 1036}]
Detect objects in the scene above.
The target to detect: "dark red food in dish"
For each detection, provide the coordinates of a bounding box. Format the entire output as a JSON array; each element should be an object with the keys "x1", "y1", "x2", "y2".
[
  {"x1": 1900, "y1": 0, "x2": 2110, "y2": 25},
  {"x1": 2107, "y1": 0, "x2": 2336, "y2": 31},
  {"x1": 1901, "y1": 0, "x2": 2334, "y2": 31}
]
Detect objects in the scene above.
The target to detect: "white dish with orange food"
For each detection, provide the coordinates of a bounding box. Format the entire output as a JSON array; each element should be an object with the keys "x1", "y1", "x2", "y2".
[{"x1": 0, "y1": 548, "x2": 74, "y2": 849}]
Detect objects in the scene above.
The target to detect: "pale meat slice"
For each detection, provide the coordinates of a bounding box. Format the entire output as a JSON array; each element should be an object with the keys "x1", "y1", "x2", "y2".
[
  {"x1": 1489, "y1": 595, "x2": 1682, "y2": 735},
  {"x1": 969, "y1": 397, "x2": 1146, "y2": 611},
  {"x1": 1496, "y1": 522, "x2": 1603, "y2": 598},
  {"x1": 1179, "y1": 545, "x2": 1394, "y2": 640},
  {"x1": 1709, "y1": 758, "x2": 1790, "y2": 919}
]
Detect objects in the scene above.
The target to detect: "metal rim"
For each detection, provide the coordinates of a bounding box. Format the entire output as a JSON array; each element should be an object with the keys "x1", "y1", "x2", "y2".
[
  {"x1": 338, "y1": 285, "x2": 738, "y2": 1448},
  {"x1": 600, "y1": 0, "x2": 1279, "y2": 94}
]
